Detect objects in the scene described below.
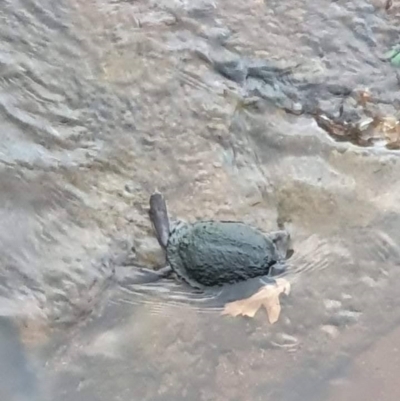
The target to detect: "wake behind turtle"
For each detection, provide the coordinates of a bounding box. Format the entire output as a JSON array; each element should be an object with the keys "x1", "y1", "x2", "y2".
[{"x1": 148, "y1": 193, "x2": 292, "y2": 289}]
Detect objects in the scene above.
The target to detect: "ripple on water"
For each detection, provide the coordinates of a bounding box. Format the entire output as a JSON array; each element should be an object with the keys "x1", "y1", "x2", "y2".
[{"x1": 2, "y1": 0, "x2": 400, "y2": 400}]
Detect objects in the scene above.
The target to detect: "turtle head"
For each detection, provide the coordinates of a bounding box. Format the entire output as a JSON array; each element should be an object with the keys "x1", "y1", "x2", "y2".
[{"x1": 149, "y1": 192, "x2": 170, "y2": 248}]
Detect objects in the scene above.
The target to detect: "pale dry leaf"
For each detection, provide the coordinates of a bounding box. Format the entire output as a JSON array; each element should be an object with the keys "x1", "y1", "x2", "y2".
[{"x1": 222, "y1": 278, "x2": 291, "y2": 324}]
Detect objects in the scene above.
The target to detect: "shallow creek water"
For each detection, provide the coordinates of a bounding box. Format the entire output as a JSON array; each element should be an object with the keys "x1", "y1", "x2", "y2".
[{"x1": 1, "y1": 0, "x2": 400, "y2": 400}]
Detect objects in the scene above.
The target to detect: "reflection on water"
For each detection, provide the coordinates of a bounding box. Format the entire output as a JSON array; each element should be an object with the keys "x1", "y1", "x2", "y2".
[
  {"x1": 1, "y1": 0, "x2": 400, "y2": 400},
  {"x1": 327, "y1": 325, "x2": 400, "y2": 401},
  {"x1": 0, "y1": 317, "x2": 38, "y2": 401}
]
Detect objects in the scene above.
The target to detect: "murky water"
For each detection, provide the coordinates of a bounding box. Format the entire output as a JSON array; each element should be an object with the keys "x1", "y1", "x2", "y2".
[{"x1": 1, "y1": 0, "x2": 400, "y2": 400}]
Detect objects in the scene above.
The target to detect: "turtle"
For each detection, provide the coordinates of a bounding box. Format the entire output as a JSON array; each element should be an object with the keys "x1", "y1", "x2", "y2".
[{"x1": 145, "y1": 192, "x2": 292, "y2": 289}]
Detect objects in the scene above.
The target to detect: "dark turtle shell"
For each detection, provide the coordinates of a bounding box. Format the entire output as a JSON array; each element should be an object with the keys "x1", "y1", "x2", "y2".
[{"x1": 166, "y1": 221, "x2": 282, "y2": 288}]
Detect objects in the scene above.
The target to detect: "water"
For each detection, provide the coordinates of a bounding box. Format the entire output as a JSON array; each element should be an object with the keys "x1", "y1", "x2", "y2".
[
  {"x1": 1, "y1": 0, "x2": 400, "y2": 400},
  {"x1": 0, "y1": 317, "x2": 39, "y2": 401}
]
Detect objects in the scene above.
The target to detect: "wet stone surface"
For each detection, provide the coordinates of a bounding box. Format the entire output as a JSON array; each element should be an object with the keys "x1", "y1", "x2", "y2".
[{"x1": 1, "y1": 0, "x2": 400, "y2": 400}]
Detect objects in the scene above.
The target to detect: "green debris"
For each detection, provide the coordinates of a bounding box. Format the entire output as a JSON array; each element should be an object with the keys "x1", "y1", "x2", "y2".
[
  {"x1": 391, "y1": 52, "x2": 400, "y2": 67},
  {"x1": 384, "y1": 47, "x2": 400, "y2": 67}
]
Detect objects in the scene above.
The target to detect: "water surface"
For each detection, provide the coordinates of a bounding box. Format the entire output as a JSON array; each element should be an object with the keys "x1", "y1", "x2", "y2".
[{"x1": 1, "y1": 0, "x2": 400, "y2": 400}]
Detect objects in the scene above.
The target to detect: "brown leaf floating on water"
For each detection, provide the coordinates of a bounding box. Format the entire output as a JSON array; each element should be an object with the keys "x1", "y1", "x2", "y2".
[{"x1": 222, "y1": 278, "x2": 291, "y2": 324}]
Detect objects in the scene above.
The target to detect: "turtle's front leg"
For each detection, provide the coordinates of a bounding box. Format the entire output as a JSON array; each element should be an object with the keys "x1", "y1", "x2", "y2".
[
  {"x1": 139, "y1": 265, "x2": 173, "y2": 279},
  {"x1": 124, "y1": 265, "x2": 173, "y2": 285},
  {"x1": 116, "y1": 265, "x2": 173, "y2": 287}
]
